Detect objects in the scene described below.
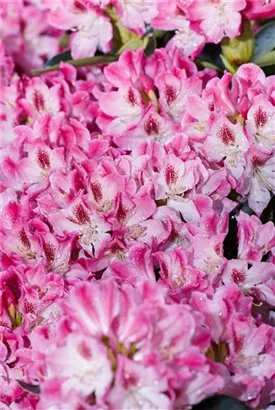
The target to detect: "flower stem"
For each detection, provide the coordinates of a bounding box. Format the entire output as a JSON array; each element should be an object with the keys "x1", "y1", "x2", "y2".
[{"x1": 32, "y1": 55, "x2": 118, "y2": 76}]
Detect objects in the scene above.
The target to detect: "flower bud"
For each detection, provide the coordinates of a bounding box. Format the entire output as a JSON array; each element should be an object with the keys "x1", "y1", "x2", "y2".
[
  {"x1": 221, "y1": 20, "x2": 255, "y2": 70},
  {"x1": 1, "y1": 286, "x2": 22, "y2": 328}
]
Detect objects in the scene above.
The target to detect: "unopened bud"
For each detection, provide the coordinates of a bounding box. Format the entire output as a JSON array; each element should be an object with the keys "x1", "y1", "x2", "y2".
[
  {"x1": 2, "y1": 287, "x2": 17, "y2": 310},
  {"x1": 221, "y1": 20, "x2": 255, "y2": 70}
]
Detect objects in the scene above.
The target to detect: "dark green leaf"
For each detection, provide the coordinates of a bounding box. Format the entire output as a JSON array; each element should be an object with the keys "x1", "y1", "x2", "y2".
[
  {"x1": 241, "y1": 201, "x2": 255, "y2": 216},
  {"x1": 160, "y1": 31, "x2": 175, "y2": 48},
  {"x1": 32, "y1": 55, "x2": 117, "y2": 76},
  {"x1": 199, "y1": 44, "x2": 224, "y2": 68},
  {"x1": 117, "y1": 38, "x2": 144, "y2": 55},
  {"x1": 262, "y1": 65, "x2": 275, "y2": 76},
  {"x1": 105, "y1": 5, "x2": 138, "y2": 54},
  {"x1": 254, "y1": 50, "x2": 275, "y2": 67},
  {"x1": 254, "y1": 21, "x2": 275, "y2": 59},
  {"x1": 195, "y1": 59, "x2": 222, "y2": 72},
  {"x1": 223, "y1": 214, "x2": 238, "y2": 260},
  {"x1": 153, "y1": 29, "x2": 167, "y2": 39},
  {"x1": 260, "y1": 194, "x2": 275, "y2": 223},
  {"x1": 193, "y1": 395, "x2": 249, "y2": 410},
  {"x1": 17, "y1": 380, "x2": 41, "y2": 395},
  {"x1": 59, "y1": 34, "x2": 70, "y2": 49},
  {"x1": 144, "y1": 33, "x2": 157, "y2": 57},
  {"x1": 44, "y1": 50, "x2": 72, "y2": 68}
]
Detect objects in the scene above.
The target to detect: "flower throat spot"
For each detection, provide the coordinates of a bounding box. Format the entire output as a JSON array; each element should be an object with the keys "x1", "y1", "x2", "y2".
[
  {"x1": 218, "y1": 124, "x2": 236, "y2": 145},
  {"x1": 91, "y1": 182, "x2": 103, "y2": 203},
  {"x1": 144, "y1": 115, "x2": 159, "y2": 135},
  {"x1": 37, "y1": 149, "x2": 50, "y2": 170},
  {"x1": 254, "y1": 106, "x2": 268, "y2": 128},
  {"x1": 74, "y1": 203, "x2": 90, "y2": 225},
  {"x1": 165, "y1": 164, "x2": 177, "y2": 185},
  {"x1": 232, "y1": 268, "x2": 246, "y2": 284},
  {"x1": 33, "y1": 90, "x2": 45, "y2": 112},
  {"x1": 165, "y1": 84, "x2": 177, "y2": 105},
  {"x1": 127, "y1": 88, "x2": 138, "y2": 106}
]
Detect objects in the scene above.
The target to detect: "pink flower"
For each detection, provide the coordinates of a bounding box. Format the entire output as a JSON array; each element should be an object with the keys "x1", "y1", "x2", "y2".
[
  {"x1": 244, "y1": 0, "x2": 275, "y2": 19},
  {"x1": 231, "y1": 64, "x2": 266, "y2": 117},
  {"x1": 32, "y1": 220, "x2": 76, "y2": 273},
  {"x1": 246, "y1": 95, "x2": 275, "y2": 150},
  {"x1": 189, "y1": 0, "x2": 247, "y2": 43},
  {"x1": 155, "y1": 71, "x2": 202, "y2": 122},
  {"x1": 16, "y1": 139, "x2": 65, "y2": 192},
  {"x1": 107, "y1": 242, "x2": 156, "y2": 283},
  {"x1": 104, "y1": 49, "x2": 149, "y2": 91},
  {"x1": 203, "y1": 113, "x2": 249, "y2": 180},
  {"x1": 44, "y1": 332, "x2": 112, "y2": 401},
  {"x1": 115, "y1": 104, "x2": 175, "y2": 149},
  {"x1": 96, "y1": 82, "x2": 144, "y2": 134},
  {"x1": 148, "y1": 303, "x2": 197, "y2": 359},
  {"x1": 2, "y1": 9, "x2": 275, "y2": 407},
  {"x1": 153, "y1": 154, "x2": 208, "y2": 222},
  {"x1": 240, "y1": 149, "x2": 275, "y2": 215},
  {"x1": 0, "y1": 43, "x2": 15, "y2": 87},
  {"x1": 174, "y1": 359, "x2": 224, "y2": 406},
  {"x1": 19, "y1": 264, "x2": 64, "y2": 318},
  {"x1": 152, "y1": 0, "x2": 193, "y2": 31},
  {"x1": 1, "y1": 1, "x2": 60, "y2": 73},
  {"x1": 109, "y1": 190, "x2": 157, "y2": 248},
  {"x1": 191, "y1": 234, "x2": 225, "y2": 284},
  {"x1": 48, "y1": 192, "x2": 111, "y2": 259},
  {"x1": 182, "y1": 94, "x2": 211, "y2": 142},
  {"x1": 222, "y1": 260, "x2": 275, "y2": 305},
  {"x1": 21, "y1": 78, "x2": 61, "y2": 118},
  {"x1": 0, "y1": 270, "x2": 22, "y2": 328},
  {"x1": 62, "y1": 279, "x2": 120, "y2": 338},
  {"x1": 190, "y1": 284, "x2": 252, "y2": 342},
  {"x1": 87, "y1": 163, "x2": 128, "y2": 213},
  {"x1": 237, "y1": 212, "x2": 275, "y2": 262},
  {"x1": 154, "y1": 247, "x2": 208, "y2": 294},
  {"x1": 154, "y1": 153, "x2": 205, "y2": 199},
  {"x1": 228, "y1": 322, "x2": 275, "y2": 381},
  {"x1": 115, "y1": 0, "x2": 158, "y2": 31},
  {"x1": 1, "y1": 221, "x2": 39, "y2": 264},
  {"x1": 49, "y1": 1, "x2": 112, "y2": 58},
  {"x1": 203, "y1": 73, "x2": 235, "y2": 115},
  {"x1": 63, "y1": 279, "x2": 151, "y2": 350},
  {"x1": 167, "y1": 22, "x2": 205, "y2": 59},
  {"x1": 108, "y1": 356, "x2": 171, "y2": 409}
]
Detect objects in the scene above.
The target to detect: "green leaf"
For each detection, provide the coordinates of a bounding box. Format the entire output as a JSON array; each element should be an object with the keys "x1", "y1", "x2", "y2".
[
  {"x1": 44, "y1": 50, "x2": 72, "y2": 68},
  {"x1": 195, "y1": 59, "x2": 222, "y2": 72},
  {"x1": 254, "y1": 50, "x2": 275, "y2": 67},
  {"x1": 223, "y1": 213, "x2": 238, "y2": 260},
  {"x1": 117, "y1": 38, "x2": 144, "y2": 55},
  {"x1": 262, "y1": 65, "x2": 275, "y2": 76},
  {"x1": 32, "y1": 55, "x2": 118, "y2": 76},
  {"x1": 152, "y1": 29, "x2": 167, "y2": 39},
  {"x1": 17, "y1": 380, "x2": 41, "y2": 395},
  {"x1": 193, "y1": 395, "x2": 249, "y2": 410},
  {"x1": 105, "y1": 5, "x2": 138, "y2": 53},
  {"x1": 254, "y1": 21, "x2": 275, "y2": 59},
  {"x1": 144, "y1": 33, "x2": 157, "y2": 57},
  {"x1": 198, "y1": 43, "x2": 224, "y2": 70},
  {"x1": 58, "y1": 34, "x2": 70, "y2": 49},
  {"x1": 260, "y1": 194, "x2": 275, "y2": 223}
]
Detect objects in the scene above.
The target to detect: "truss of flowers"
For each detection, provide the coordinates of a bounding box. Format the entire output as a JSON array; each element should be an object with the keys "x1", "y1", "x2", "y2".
[{"x1": 1, "y1": 0, "x2": 275, "y2": 409}]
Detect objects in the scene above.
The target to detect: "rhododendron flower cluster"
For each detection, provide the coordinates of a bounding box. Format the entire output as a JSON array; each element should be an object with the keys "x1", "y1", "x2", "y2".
[{"x1": 1, "y1": 0, "x2": 275, "y2": 409}]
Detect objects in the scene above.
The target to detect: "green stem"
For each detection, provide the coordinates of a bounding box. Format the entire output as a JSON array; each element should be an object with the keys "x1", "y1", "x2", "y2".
[{"x1": 32, "y1": 55, "x2": 118, "y2": 76}]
